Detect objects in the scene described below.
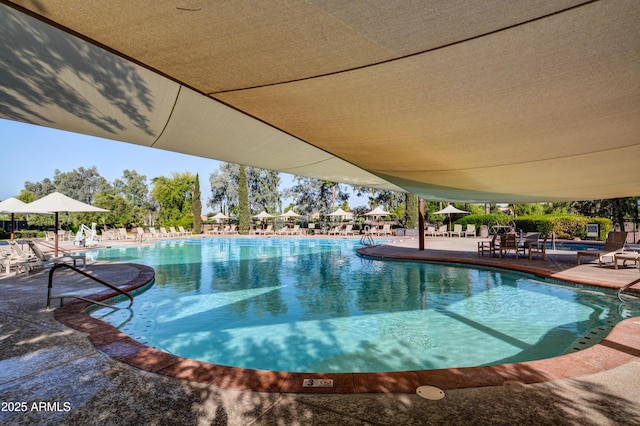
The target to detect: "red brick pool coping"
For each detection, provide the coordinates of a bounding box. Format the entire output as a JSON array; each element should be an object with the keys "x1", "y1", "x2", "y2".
[{"x1": 54, "y1": 261, "x2": 640, "y2": 394}]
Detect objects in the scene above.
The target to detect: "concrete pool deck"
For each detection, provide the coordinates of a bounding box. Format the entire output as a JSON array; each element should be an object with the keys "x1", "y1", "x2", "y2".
[{"x1": 1, "y1": 235, "x2": 639, "y2": 425}]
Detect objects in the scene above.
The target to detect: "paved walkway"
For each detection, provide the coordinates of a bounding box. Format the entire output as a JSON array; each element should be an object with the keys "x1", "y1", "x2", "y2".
[{"x1": 1, "y1": 236, "x2": 639, "y2": 425}]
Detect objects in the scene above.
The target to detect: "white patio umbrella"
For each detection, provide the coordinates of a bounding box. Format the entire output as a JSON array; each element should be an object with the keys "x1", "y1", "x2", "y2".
[
  {"x1": 253, "y1": 211, "x2": 274, "y2": 219},
  {"x1": 0, "y1": 197, "x2": 28, "y2": 240},
  {"x1": 364, "y1": 206, "x2": 391, "y2": 219},
  {"x1": 211, "y1": 212, "x2": 229, "y2": 222},
  {"x1": 328, "y1": 207, "x2": 354, "y2": 221},
  {"x1": 253, "y1": 210, "x2": 274, "y2": 230},
  {"x1": 434, "y1": 204, "x2": 469, "y2": 232},
  {"x1": 279, "y1": 210, "x2": 301, "y2": 219},
  {"x1": 20, "y1": 192, "x2": 109, "y2": 256}
]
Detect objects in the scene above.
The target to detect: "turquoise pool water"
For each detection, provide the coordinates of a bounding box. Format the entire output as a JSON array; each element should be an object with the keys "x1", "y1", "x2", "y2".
[{"x1": 89, "y1": 238, "x2": 637, "y2": 373}]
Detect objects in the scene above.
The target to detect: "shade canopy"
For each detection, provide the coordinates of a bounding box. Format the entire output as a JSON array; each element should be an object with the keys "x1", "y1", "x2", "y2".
[
  {"x1": 279, "y1": 210, "x2": 301, "y2": 218},
  {"x1": 211, "y1": 212, "x2": 229, "y2": 220},
  {"x1": 434, "y1": 205, "x2": 469, "y2": 215},
  {"x1": 0, "y1": 197, "x2": 27, "y2": 213},
  {"x1": 1, "y1": 2, "x2": 638, "y2": 203},
  {"x1": 23, "y1": 192, "x2": 109, "y2": 214},
  {"x1": 328, "y1": 208, "x2": 354, "y2": 217},
  {"x1": 0, "y1": 197, "x2": 28, "y2": 240},
  {"x1": 21, "y1": 192, "x2": 108, "y2": 255},
  {"x1": 252, "y1": 211, "x2": 274, "y2": 219},
  {"x1": 365, "y1": 206, "x2": 391, "y2": 217}
]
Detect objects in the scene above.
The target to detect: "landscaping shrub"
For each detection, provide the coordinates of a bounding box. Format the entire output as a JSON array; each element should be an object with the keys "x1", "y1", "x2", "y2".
[{"x1": 456, "y1": 213, "x2": 612, "y2": 240}]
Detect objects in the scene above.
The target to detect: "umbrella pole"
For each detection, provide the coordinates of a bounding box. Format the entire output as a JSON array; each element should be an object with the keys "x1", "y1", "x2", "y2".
[
  {"x1": 54, "y1": 212, "x2": 59, "y2": 256},
  {"x1": 10, "y1": 213, "x2": 15, "y2": 240}
]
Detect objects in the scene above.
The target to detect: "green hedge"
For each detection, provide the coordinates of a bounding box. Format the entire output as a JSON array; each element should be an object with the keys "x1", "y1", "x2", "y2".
[{"x1": 456, "y1": 213, "x2": 612, "y2": 240}]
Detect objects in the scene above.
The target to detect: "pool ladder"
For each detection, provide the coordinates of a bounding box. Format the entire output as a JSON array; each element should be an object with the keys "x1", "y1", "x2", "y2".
[
  {"x1": 47, "y1": 263, "x2": 134, "y2": 310},
  {"x1": 360, "y1": 226, "x2": 376, "y2": 246},
  {"x1": 617, "y1": 278, "x2": 640, "y2": 303}
]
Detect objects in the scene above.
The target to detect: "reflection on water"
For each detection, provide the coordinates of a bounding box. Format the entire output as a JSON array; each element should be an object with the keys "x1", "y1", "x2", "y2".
[{"x1": 91, "y1": 238, "x2": 638, "y2": 373}]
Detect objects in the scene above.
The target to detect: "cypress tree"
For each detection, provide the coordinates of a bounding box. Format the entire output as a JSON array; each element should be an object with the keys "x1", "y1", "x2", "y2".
[
  {"x1": 238, "y1": 165, "x2": 250, "y2": 234},
  {"x1": 405, "y1": 193, "x2": 419, "y2": 229},
  {"x1": 192, "y1": 174, "x2": 202, "y2": 234}
]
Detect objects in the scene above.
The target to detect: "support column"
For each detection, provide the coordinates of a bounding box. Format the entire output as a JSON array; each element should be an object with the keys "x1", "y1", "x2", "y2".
[{"x1": 419, "y1": 197, "x2": 425, "y2": 251}]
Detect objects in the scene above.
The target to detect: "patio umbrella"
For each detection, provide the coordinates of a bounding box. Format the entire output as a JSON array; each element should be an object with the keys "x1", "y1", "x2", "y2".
[
  {"x1": 253, "y1": 211, "x2": 274, "y2": 230},
  {"x1": 279, "y1": 210, "x2": 301, "y2": 219},
  {"x1": 20, "y1": 192, "x2": 109, "y2": 256},
  {"x1": 364, "y1": 206, "x2": 391, "y2": 217},
  {"x1": 328, "y1": 207, "x2": 354, "y2": 221},
  {"x1": 0, "y1": 197, "x2": 28, "y2": 240},
  {"x1": 211, "y1": 212, "x2": 229, "y2": 222},
  {"x1": 433, "y1": 204, "x2": 469, "y2": 232}
]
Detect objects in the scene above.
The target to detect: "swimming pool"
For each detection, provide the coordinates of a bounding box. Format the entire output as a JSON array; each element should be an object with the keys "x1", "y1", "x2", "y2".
[{"x1": 89, "y1": 238, "x2": 637, "y2": 373}]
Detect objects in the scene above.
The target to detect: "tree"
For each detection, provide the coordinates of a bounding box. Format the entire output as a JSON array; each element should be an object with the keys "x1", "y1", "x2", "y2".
[
  {"x1": 208, "y1": 162, "x2": 282, "y2": 215},
  {"x1": 404, "y1": 193, "x2": 419, "y2": 228},
  {"x1": 285, "y1": 177, "x2": 349, "y2": 216},
  {"x1": 192, "y1": 174, "x2": 202, "y2": 234},
  {"x1": 238, "y1": 165, "x2": 250, "y2": 234},
  {"x1": 351, "y1": 186, "x2": 405, "y2": 211},
  {"x1": 113, "y1": 169, "x2": 149, "y2": 208},
  {"x1": 151, "y1": 172, "x2": 195, "y2": 224},
  {"x1": 53, "y1": 166, "x2": 109, "y2": 203}
]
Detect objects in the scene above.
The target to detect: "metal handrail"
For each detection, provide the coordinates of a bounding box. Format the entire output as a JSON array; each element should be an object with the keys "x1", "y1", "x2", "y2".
[
  {"x1": 617, "y1": 278, "x2": 640, "y2": 303},
  {"x1": 360, "y1": 228, "x2": 376, "y2": 247},
  {"x1": 47, "y1": 263, "x2": 134, "y2": 309}
]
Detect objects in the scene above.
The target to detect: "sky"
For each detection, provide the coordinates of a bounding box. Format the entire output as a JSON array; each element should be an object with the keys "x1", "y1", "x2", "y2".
[{"x1": 0, "y1": 119, "x2": 367, "y2": 213}]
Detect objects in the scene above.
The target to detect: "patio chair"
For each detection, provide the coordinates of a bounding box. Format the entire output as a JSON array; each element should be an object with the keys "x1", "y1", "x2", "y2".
[
  {"x1": 463, "y1": 224, "x2": 476, "y2": 237},
  {"x1": 435, "y1": 225, "x2": 448, "y2": 236},
  {"x1": 528, "y1": 237, "x2": 547, "y2": 260},
  {"x1": 378, "y1": 223, "x2": 392, "y2": 236},
  {"x1": 477, "y1": 234, "x2": 498, "y2": 257},
  {"x1": 449, "y1": 224, "x2": 463, "y2": 237},
  {"x1": 519, "y1": 232, "x2": 540, "y2": 258},
  {"x1": 425, "y1": 226, "x2": 436, "y2": 237},
  {"x1": 498, "y1": 233, "x2": 520, "y2": 258},
  {"x1": 342, "y1": 224, "x2": 356, "y2": 236},
  {"x1": 576, "y1": 231, "x2": 628, "y2": 266}
]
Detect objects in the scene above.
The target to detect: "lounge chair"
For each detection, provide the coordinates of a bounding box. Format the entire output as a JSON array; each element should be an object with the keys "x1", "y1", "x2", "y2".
[
  {"x1": 26, "y1": 240, "x2": 86, "y2": 268},
  {"x1": 118, "y1": 228, "x2": 132, "y2": 239},
  {"x1": 425, "y1": 226, "x2": 436, "y2": 237},
  {"x1": 328, "y1": 226, "x2": 341, "y2": 235},
  {"x1": 341, "y1": 224, "x2": 356, "y2": 236},
  {"x1": 288, "y1": 224, "x2": 302, "y2": 235},
  {"x1": 449, "y1": 224, "x2": 463, "y2": 237},
  {"x1": 159, "y1": 227, "x2": 172, "y2": 237},
  {"x1": 435, "y1": 225, "x2": 448, "y2": 237},
  {"x1": 577, "y1": 231, "x2": 628, "y2": 266},
  {"x1": 463, "y1": 224, "x2": 476, "y2": 237},
  {"x1": 178, "y1": 226, "x2": 190, "y2": 235},
  {"x1": 170, "y1": 226, "x2": 182, "y2": 237},
  {"x1": 378, "y1": 223, "x2": 392, "y2": 236},
  {"x1": 148, "y1": 227, "x2": 161, "y2": 238}
]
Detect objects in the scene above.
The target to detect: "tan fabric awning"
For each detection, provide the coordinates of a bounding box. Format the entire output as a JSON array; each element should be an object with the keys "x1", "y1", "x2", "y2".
[{"x1": 1, "y1": 1, "x2": 638, "y2": 202}]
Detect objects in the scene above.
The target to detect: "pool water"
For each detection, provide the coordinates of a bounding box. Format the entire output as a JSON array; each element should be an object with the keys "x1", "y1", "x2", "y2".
[{"x1": 89, "y1": 238, "x2": 637, "y2": 373}]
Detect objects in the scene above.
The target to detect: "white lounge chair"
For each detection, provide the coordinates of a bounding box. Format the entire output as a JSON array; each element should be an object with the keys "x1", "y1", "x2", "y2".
[
  {"x1": 463, "y1": 224, "x2": 476, "y2": 237},
  {"x1": 434, "y1": 225, "x2": 448, "y2": 236},
  {"x1": 425, "y1": 226, "x2": 437, "y2": 237},
  {"x1": 449, "y1": 224, "x2": 463, "y2": 237}
]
